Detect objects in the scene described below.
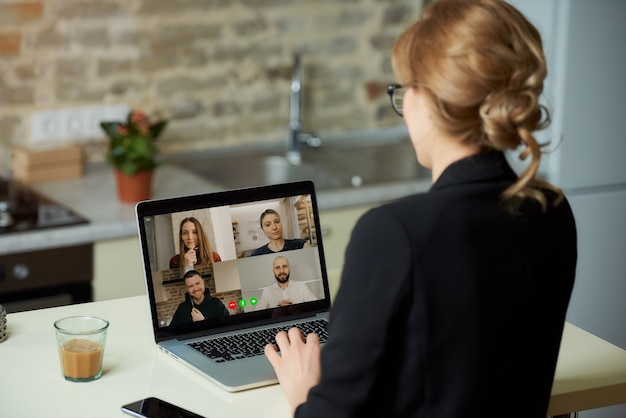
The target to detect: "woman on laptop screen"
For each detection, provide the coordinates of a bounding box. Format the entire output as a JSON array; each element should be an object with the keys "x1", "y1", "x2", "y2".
[
  {"x1": 250, "y1": 209, "x2": 311, "y2": 256},
  {"x1": 170, "y1": 217, "x2": 221, "y2": 272}
]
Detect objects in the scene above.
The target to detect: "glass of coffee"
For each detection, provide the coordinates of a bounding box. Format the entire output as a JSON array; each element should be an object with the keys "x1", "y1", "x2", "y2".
[{"x1": 54, "y1": 316, "x2": 109, "y2": 382}]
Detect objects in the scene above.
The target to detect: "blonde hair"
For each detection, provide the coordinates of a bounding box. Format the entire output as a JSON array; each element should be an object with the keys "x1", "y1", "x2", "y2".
[{"x1": 392, "y1": 0, "x2": 562, "y2": 210}]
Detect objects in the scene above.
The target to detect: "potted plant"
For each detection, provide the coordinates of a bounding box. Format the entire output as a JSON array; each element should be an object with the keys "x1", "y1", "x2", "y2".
[{"x1": 100, "y1": 110, "x2": 168, "y2": 204}]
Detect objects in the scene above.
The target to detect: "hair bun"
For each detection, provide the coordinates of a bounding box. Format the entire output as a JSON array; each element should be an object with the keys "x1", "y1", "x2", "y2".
[{"x1": 480, "y1": 87, "x2": 546, "y2": 151}]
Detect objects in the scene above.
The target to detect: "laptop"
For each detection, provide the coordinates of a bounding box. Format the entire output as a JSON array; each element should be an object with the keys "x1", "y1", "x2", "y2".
[{"x1": 135, "y1": 180, "x2": 332, "y2": 392}]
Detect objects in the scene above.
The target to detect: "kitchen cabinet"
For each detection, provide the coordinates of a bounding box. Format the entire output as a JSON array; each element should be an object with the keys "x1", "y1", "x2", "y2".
[
  {"x1": 319, "y1": 204, "x2": 373, "y2": 299},
  {"x1": 93, "y1": 236, "x2": 146, "y2": 301}
]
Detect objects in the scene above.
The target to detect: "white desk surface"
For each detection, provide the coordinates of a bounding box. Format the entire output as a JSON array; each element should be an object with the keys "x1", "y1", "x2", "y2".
[
  {"x1": 1, "y1": 296, "x2": 625, "y2": 418},
  {"x1": 548, "y1": 321, "x2": 626, "y2": 416}
]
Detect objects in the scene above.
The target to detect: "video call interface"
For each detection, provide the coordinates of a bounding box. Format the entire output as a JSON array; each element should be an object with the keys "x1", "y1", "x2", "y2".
[{"x1": 141, "y1": 194, "x2": 326, "y2": 328}]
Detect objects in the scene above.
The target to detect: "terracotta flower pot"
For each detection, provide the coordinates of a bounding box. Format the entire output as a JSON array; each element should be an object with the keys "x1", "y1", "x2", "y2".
[{"x1": 114, "y1": 169, "x2": 153, "y2": 205}]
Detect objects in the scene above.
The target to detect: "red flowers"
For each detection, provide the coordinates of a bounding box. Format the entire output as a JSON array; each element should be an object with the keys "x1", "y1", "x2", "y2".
[{"x1": 100, "y1": 110, "x2": 168, "y2": 175}]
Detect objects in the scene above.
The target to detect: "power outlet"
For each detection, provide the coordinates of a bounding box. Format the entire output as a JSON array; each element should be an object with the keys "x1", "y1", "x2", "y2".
[{"x1": 30, "y1": 105, "x2": 130, "y2": 144}]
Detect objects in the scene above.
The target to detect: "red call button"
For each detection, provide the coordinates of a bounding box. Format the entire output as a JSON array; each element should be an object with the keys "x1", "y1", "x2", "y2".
[{"x1": 228, "y1": 301, "x2": 237, "y2": 310}]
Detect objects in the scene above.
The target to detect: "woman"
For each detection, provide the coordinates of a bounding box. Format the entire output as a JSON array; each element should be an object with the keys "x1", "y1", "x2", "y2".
[
  {"x1": 169, "y1": 217, "x2": 221, "y2": 270},
  {"x1": 264, "y1": 1, "x2": 577, "y2": 417},
  {"x1": 250, "y1": 209, "x2": 311, "y2": 256}
]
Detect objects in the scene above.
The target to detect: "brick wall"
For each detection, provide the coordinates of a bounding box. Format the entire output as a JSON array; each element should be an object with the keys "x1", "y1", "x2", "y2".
[{"x1": 0, "y1": 0, "x2": 423, "y2": 171}]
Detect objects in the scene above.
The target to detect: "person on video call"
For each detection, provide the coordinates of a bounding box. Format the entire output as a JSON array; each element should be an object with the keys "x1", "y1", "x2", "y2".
[
  {"x1": 169, "y1": 270, "x2": 229, "y2": 326},
  {"x1": 250, "y1": 209, "x2": 311, "y2": 256},
  {"x1": 263, "y1": 1, "x2": 577, "y2": 417},
  {"x1": 169, "y1": 217, "x2": 221, "y2": 272},
  {"x1": 255, "y1": 256, "x2": 317, "y2": 310}
]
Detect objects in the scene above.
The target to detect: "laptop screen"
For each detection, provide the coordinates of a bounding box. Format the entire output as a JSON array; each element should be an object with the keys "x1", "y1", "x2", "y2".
[{"x1": 136, "y1": 181, "x2": 331, "y2": 341}]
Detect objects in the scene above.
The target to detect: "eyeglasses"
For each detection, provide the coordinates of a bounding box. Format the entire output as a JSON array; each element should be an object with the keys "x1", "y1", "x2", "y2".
[{"x1": 387, "y1": 84, "x2": 407, "y2": 117}]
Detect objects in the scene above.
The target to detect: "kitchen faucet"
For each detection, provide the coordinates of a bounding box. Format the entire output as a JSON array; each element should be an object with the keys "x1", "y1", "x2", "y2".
[{"x1": 286, "y1": 53, "x2": 321, "y2": 165}]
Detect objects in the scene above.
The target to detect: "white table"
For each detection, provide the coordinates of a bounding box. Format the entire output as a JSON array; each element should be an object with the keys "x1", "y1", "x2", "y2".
[
  {"x1": 548, "y1": 323, "x2": 626, "y2": 416},
  {"x1": 1, "y1": 296, "x2": 625, "y2": 417},
  {"x1": 0, "y1": 296, "x2": 289, "y2": 418}
]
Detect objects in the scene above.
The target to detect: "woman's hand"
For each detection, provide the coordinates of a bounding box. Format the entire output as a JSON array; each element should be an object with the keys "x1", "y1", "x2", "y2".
[
  {"x1": 183, "y1": 247, "x2": 197, "y2": 266},
  {"x1": 264, "y1": 327, "x2": 322, "y2": 416}
]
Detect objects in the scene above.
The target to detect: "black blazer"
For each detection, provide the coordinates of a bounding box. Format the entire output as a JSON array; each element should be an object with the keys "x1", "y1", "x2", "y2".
[{"x1": 298, "y1": 151, "x2": 577, "y2": 418}]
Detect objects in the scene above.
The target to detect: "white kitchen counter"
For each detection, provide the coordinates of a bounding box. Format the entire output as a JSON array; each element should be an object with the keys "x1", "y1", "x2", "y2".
[
  {"x1": 0, "y1": 162, "x2": 427, "y2": 256},
  {"x1": 0, "y1": 163, "x2": 223, "y2": 255},
  {"x1": 0, "y1": 296, "x2": 625, "y2": 417}
]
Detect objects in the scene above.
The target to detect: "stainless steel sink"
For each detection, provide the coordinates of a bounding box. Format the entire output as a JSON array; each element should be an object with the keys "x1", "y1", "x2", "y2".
[
  {"x1": 166, "y1": 128, "x2": 429, "y2": 191},
  {"x1": 178, "y1": 154, "x2": 345, "y2": 190}
]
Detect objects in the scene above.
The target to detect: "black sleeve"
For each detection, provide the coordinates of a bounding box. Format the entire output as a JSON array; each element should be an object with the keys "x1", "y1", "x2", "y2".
[
  {"x1": 296, "y1": 206, "x2": 414, "y2": 418},
  {"x1": 169, "y1": 254, "x2": 179, "y2": 269},
  {"x1": 169, "y1": 303, "x2": 189, "y2": 326},
  {"x1": 219, "y1": 300, "x2": 229, "y2": 317},
  {"x1": 205, "y1": 298, "x2": 229, "y2": 319},
  {"x1": 250, "y1": 246, "x2": 263, "y2": 256}
]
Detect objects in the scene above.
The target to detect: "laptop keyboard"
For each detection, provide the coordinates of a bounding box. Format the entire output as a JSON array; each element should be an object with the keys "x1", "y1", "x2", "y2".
[{"x1": 188, "y1": 319, "x2": 329, "y2": 363}]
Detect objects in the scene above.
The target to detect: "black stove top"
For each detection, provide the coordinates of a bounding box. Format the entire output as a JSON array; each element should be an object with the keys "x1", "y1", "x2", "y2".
[{"x1": 0, "y1": 177, "x2": 89, "y2": 234}]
